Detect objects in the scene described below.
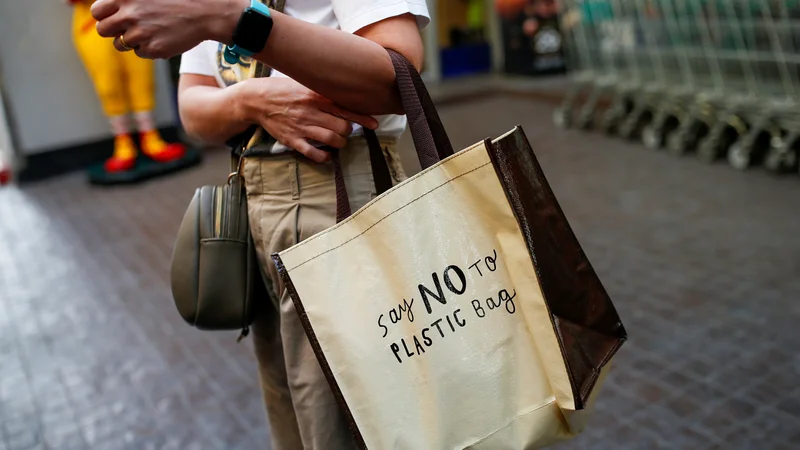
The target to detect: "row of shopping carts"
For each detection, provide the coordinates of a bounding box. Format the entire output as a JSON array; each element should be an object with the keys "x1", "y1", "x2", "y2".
[{"x1": 552, "y1": 0, "x2": 800, "y2": 176}]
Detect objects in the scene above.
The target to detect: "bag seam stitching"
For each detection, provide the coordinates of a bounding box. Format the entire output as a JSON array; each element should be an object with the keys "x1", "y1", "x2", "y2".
[
  {"x1": 190, "y1": 191, "x2": 203, "y2": 327},
  {"x1": 283, "y1": 143, "x2": 483, "y2": 253},
  {"x1": 200, "y1": 238, "x2": 248, "y2": 244},
  {"x1": 286, "y1": 161, "x2": 492, "y2": 270}
]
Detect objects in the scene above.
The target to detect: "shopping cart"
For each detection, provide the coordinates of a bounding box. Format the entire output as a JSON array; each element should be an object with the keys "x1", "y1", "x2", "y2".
[
  {"x1": 555, "y1": 0, "x2": 800, "y2": 176},
  {"x1": 553, "y1": 0, "x2": 613, "y2": 129},
  {"x1": 726, "y1": 0, "x2": 800, "y2": 172}
]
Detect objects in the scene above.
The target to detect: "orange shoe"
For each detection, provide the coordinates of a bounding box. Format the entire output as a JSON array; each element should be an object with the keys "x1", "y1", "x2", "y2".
[
  {"x1": 140, "y1": 130, "x2": 185, "y2": 163},
  {"x1": 104, "y1": 134, "x2": 137, "y2": 173}
]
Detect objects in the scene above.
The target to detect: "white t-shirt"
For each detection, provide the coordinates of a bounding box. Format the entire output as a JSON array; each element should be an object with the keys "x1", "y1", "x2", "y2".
[{"x1": 179, "y1": 0, "x2": 430, "y2": 149}]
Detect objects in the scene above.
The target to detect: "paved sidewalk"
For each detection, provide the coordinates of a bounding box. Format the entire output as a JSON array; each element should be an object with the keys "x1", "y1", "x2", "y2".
[{"x1": 1, "y1": 95, "x2": 799, "y2": 449}]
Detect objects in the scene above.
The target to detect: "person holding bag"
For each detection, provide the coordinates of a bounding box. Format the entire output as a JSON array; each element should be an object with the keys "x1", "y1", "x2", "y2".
[
  {"x1": 90, "y1": 0, "x2": 430, "y2": 448},
  {"x1": 94, "y1": 1, "x2": 627, "y2": 449}
]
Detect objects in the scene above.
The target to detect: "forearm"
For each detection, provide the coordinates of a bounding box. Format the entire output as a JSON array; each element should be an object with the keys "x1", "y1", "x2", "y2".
[
  {"x1": 212, "y1": 9, "x2": 417, "y2": 115},
  {"x1": 178, "y1": 82, "x2": 251, "y2": 144},
  {"x1": 91, "y1": 0, "x2": 423, "y2": 114},
  {"x1": 260, "y1": 12, "x2": 402, "y2": 115}
]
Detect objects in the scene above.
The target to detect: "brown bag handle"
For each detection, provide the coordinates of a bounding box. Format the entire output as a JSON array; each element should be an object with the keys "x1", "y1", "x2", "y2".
[
  {"x1": 387, "y1": 49, "x2": 454, "y2": 168},
  {"x1": 334, "y1": 49, "x2": 455, "y2": 222},
  {"x1": 332, "y1": 128, "x2": 392, "y2": 221}
]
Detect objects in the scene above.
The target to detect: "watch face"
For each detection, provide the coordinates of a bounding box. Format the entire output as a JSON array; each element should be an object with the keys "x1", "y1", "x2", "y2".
[{"x1": 233, "y1": 8, "x2": 273, "y2": 53}]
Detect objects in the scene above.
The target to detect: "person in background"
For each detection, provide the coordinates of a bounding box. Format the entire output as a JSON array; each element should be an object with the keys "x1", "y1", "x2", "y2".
[{"x1": 90, "y1": 0, "x2": 428, "y2": 449}]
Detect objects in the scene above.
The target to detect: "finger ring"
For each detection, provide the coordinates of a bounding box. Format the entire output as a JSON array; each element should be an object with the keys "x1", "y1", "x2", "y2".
[{"x1": 118, "y1": 35, "x2": 133, "y2": 52}]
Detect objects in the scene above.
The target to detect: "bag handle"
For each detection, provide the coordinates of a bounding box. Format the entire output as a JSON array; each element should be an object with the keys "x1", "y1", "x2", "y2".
[
  {"x1": 333, "y1": 50, "x2": 455, "y2": 221},
  {"x1": 332, "y1": 128, "x2": 392, "y2": 221},
  {"x1": 387, "y1": 49, "x2": 454, "y2": 168}
]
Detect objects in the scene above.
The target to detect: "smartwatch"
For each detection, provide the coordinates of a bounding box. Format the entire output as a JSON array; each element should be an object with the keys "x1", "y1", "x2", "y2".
[{"x1": 224, "y1": 0, "x2": 274, "y2": 65}]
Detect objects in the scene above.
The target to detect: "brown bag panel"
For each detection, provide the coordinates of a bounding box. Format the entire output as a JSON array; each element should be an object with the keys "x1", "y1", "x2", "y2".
[{"x1": 486, "y1": 128, "x2": 627, "y2": 409}]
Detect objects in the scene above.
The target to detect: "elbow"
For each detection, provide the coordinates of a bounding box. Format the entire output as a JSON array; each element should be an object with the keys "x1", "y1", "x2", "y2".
[
  {"x1": 357, "y1": 13, "x2": 426, "y2": 115},
  {"x1": 178, "y1": 109, "x2": 225, "y2": 146},
  {"x1": 177, "y1": 97, "x2": 227, "y2": 145},
  {"x1": 177, "y1": 94, "x2": 201, "y2": 140},
  {"x1": 177, "y1": 108, "x2": 205, "y2": 143},
  {"x1": 177, "y1": 78, "x2": 234, "y2": 145}
]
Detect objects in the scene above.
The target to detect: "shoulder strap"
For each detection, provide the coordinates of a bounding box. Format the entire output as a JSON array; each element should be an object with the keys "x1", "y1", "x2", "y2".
[{"x1": 243, "y1": 0, "x2": 288, "y2": 150}]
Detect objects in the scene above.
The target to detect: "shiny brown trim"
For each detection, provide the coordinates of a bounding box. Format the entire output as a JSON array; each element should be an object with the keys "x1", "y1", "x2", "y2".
[
  {"x1": 272, "y1": 254, "x2": 368, "y2": 450},
  {"x1": 485, "y1": 128, "x2": 627, "y2": 409}
]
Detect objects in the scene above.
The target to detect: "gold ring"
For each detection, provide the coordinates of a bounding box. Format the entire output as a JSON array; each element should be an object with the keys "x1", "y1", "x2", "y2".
[{"x1": 118, "y1": 35, "x2": 133, "y2": 52}]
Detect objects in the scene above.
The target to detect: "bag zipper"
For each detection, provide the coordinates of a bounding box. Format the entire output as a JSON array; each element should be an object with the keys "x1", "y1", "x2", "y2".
[
  {"x1": 214, "y1": 186, "x2": 223, "y2": 238},
  {"x1": 221, "y1": 186, "x2": 228, "y2": 238},
  {"x1": 230, "y1": 184, "x2": 240, "y2": 238}
]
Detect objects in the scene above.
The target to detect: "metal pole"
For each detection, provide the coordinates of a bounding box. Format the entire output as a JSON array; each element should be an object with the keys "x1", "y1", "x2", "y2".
[{"x1": 422, "y1": 0, "x2": 442, "y2": 83}]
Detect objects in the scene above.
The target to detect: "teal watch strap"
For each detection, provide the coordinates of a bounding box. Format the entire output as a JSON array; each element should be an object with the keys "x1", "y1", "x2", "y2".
[{"x1": 224, "y1": 0, "x2": 272, "y2": 65}]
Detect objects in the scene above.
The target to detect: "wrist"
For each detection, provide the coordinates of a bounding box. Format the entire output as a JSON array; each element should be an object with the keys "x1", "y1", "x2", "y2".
[
  {"x1": 209, "y1": 0, "x2": 250, "y2": 45},
  {"x1": 231, "y1": 79, "x2": 261, "y2": 125}
]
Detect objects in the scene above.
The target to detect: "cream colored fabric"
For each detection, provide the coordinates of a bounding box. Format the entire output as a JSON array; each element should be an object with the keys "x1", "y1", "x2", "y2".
[{"x1": 278, "y1": 131, "x2": 600, "y2": 449}]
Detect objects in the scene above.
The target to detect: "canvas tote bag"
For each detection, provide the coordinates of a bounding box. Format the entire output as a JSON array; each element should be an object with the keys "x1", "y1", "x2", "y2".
[{"x1": 273, "y1": 50, "x2": 627, "y2": 449}]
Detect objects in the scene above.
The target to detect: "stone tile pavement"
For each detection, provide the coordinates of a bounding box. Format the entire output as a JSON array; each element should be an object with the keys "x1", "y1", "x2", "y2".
[{"x1": 1, "y1": 95, "x2": 799, "y2": 449}]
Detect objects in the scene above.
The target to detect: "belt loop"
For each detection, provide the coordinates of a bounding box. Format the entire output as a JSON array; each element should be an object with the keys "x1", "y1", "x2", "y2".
[{"x1": 290, "y1": 157, "x2": 300, "y2": 200}]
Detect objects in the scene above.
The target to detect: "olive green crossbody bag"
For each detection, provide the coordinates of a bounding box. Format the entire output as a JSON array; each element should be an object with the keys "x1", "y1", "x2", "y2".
[
  {"x1": 169, "y1": 147, "x2": 264, "y2": 340},
  {"x1": 169, "y1": 0, "x2": 283, "y2": 340}
]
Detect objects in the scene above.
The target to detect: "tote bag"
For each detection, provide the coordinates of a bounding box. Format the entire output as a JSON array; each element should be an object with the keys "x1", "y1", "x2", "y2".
[{"x1": 272, "y1": 50, "x2": 627, "y2": 449}]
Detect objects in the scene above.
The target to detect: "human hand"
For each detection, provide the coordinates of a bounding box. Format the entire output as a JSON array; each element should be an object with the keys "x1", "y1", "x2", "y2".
[
  {"x1": 233, "y1": 77, "x2": 379, "y2": 163},
  {"x1": 90, "y1": 0, "x2": 247, "y2": 59}
]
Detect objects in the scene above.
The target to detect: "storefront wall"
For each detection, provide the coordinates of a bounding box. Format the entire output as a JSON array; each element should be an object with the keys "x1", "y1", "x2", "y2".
[
  {"x1": 427, "y1": 0, "x2": 503, "y2": 79},
  {"x1": 427, "y1": 0, "x2": 566, "y2": 79}
]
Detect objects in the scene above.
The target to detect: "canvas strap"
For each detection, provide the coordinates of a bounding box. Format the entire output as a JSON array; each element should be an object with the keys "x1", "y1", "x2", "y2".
[
  {"x1": 334, "y1": 50, "x2": 456, "y2": 221},
  {"x1": 388, "y1": 49, "x2": 454, "y2": 166}
]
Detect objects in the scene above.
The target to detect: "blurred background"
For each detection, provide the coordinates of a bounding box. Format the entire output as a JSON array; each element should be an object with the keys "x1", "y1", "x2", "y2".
[{"x1": 1, "y1": 0, "x2": 799, "y2": 449}]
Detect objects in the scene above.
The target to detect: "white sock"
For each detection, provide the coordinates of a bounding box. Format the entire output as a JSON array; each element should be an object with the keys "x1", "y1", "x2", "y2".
[
  {"x1": 109, "y1": 115, "x2": 130, "y2": 136},
  {"x1": 134, "y1": 111, "x2": 155, "y2": 133}
]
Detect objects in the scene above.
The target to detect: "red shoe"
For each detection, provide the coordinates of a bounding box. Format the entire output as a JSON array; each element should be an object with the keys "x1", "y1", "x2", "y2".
[
  {"x1": 104, "y1": 157, "x2": 136, "y2": 173},
  {"x1": 148, "y1": 142, "x2": 186, "y2": 163},
  {"x1": 140, "y1": 131, "x2": 186, "y2": 163},
  {"x1": 104, "y1": 134, "x2": 137, "y2": 173}
]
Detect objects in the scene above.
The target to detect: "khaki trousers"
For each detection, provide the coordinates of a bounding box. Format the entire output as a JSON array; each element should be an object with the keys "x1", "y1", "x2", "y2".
[{"x1": 242, "y1": 136, "x2": 406, "y2": 450}]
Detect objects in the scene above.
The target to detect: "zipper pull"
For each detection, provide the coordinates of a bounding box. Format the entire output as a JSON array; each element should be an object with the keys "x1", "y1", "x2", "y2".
[{"x1": 237, "y1": 326, "x2": 250, "y2": 343}]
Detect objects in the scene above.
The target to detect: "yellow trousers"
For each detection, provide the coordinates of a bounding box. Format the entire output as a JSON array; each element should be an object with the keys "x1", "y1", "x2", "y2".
[{"x1": 72, "y1": 1, "x2": 155, "y2": 117}]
